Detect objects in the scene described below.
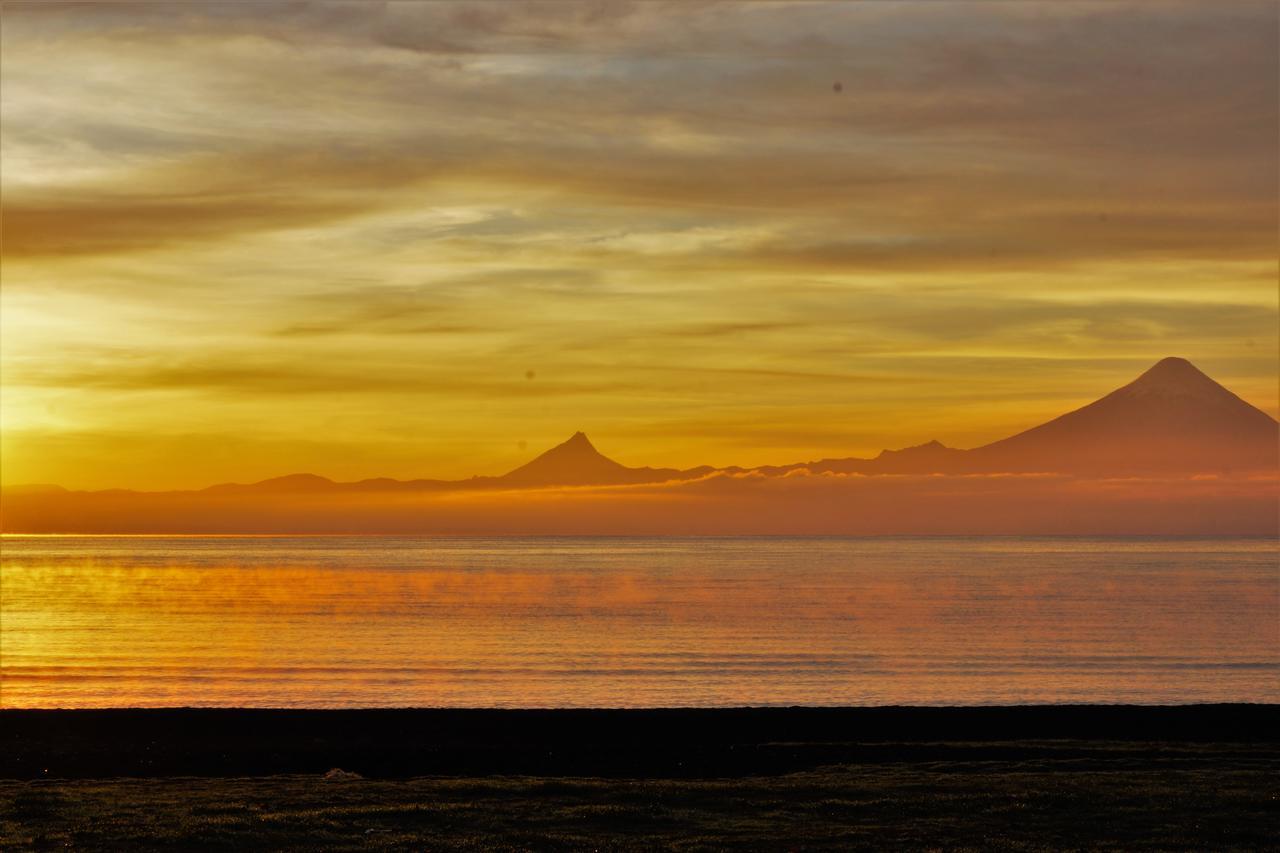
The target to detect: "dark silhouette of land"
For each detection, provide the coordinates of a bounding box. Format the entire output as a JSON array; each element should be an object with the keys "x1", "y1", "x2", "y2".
[
  {"x1": 499, "y1": 431, "x2": 712, "y2": 487},
  {"x1": 2, "y1": 707, "x2": 1275, "y2": 849},
  {"x1": 757, "y1": 357, "x2": 1280, "y2": 476},
  {"x1": 191, "y1": 357, "x2": 1280, "y2": 484},
  {"x1": 2, "y1": 705, "x2": 1273, "y2": 780},
  {"x1": 184, "y1": 357, "x2": 1280, "y2": 486},
  {"x1": 11, "y1": 358, "x2": 1276, "y2": 498},
  {"x1": 967, "y1": 357, "x2": 1278, "y2": 472},
  {"x1": 3, "y1": 357, "x2": 1275, "y2": 534}
]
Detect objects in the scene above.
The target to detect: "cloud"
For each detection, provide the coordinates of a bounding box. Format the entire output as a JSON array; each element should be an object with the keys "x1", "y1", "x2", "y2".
[
  {"x1": 5, "y1": 356, "x2": 636, "y2": 398},
  {"x1": 2, "y1": 1, "x2": 1275, "y2": 489},
  {"x1": 4, "y1": 2, "x2": 1273, "y2": 265},
  {"x1": 2, "y1": 192, "x2": 365, "y2": 259}
]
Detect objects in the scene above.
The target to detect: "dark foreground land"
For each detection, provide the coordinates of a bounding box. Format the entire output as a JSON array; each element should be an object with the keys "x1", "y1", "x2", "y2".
[{"x1": 2, "y1": 706, "x2": 1276, "y2": 850}]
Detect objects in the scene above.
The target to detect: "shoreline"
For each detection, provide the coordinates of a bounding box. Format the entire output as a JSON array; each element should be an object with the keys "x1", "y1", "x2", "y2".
[{"x1": 4, "y1": 705, "x2": 1277, "y2": 849}]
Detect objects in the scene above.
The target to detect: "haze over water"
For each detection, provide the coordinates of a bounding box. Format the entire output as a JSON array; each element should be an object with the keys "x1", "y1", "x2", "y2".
[{"x1": 2, "y1": 536, "x2": 1275, "y2": 709}]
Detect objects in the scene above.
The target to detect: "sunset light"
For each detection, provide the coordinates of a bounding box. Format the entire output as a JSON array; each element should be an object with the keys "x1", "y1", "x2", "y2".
[{"x1": 1, "y1": 3, "x2": 1276, "y2": 849}]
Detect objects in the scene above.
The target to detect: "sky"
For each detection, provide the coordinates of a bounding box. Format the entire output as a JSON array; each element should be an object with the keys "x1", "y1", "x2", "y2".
[{"x1": 1, "y1": 0, "x2": 1277, "y2": 490}]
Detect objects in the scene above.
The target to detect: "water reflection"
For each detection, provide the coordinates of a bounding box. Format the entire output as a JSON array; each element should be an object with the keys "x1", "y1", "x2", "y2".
[{"x1": 2, "y1": 536, "x2": 1275, "y2": 707}]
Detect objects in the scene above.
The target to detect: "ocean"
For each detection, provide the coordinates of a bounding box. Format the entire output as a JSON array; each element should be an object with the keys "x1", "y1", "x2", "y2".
[{"x1": 1, "y1": 536, "x2": 1275, "y2": 708}]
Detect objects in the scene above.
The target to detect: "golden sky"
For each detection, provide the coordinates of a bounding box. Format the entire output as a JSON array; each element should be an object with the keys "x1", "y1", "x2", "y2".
[{"x1": 2, "y1": 0, "x2": 1277, "y2": 490}]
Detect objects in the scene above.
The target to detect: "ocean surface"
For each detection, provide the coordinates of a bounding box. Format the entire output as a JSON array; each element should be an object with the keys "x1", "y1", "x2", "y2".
[{"x1": 1, "y1": 536, "x2": 1276, "y2": 708}]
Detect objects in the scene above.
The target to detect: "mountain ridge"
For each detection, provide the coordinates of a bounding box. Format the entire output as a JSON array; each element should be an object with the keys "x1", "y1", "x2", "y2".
[{"x1": 8, "y1": 357, "x2": 1276, "y2": 495}]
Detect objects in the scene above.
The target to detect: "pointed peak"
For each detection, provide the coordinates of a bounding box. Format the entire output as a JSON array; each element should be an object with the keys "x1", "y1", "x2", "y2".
[
  {"x1": 875, "y1": 439, "x2": 953, "y2": 459},
  {"x1": 564, "y1": 431, "x2": 593, "y2": 448},
  {"x1": 547, "y1": 431, "x2": 600, "y2": 457},
  {"x1": 899, "y1": 439, "x2": 950, "y2": 452},
  {"x1": 500, "y1": 431, "x2": 630, "y2": 485}
]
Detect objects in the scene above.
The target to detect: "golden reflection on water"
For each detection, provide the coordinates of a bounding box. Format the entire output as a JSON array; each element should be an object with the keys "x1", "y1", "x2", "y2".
[{"x1": 2, "y1": 537, "x2": 1276, "y2": 708}]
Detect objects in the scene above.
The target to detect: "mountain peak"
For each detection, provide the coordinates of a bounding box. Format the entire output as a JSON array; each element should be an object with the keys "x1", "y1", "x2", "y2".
[
  {"x1": 563, "y1": 431, "x2": 594, "y2": 450},
  {"x1": 1132, "y1": 356, "x2": 1211, "y2": 385},
  {"x1": 541, "y1": 431, "x2": 601, "y2": 459},
  {"x1": 203, "y1": 472, "x2": 336, "y2": 494},
  {"x1": 499, "y1": 431, "x2": 631, "y2": 486},
  {"x1": 1123, "y1": 357, "x2": 1233, "y2": 401},
  {"x1": 972, "y1": 356, "x2": 1278, "y2": 473},
  {"x1": 875, "y1": 439, "x2": 951, "y2": 459},
  {"x1": 1151, "y1": 356, "x2": 1195, "y2": 371}
]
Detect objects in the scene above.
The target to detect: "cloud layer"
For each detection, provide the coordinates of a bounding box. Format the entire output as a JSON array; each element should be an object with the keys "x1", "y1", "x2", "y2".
[{"x1": 2, "y1": 1, "x2": 1276, "y2": 488}]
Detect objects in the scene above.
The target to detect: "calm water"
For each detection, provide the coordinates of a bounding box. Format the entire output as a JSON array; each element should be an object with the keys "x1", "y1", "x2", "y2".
[{"x1": 1, "y1": 536, "x2": 1276, "y2": 708}]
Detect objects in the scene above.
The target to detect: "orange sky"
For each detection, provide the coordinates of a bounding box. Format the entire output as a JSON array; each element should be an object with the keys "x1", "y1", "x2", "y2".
[{"x1": 1, "y1": 1, "x2": 1277, "y2": 490}]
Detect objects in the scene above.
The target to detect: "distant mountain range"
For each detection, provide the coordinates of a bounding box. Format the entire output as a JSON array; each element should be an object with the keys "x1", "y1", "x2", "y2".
[
  {"x1": 762, "y1": 356, "x2": 1278, "y2": 477},
  {"x1": 6, "y1": 358, "x2": 1277, "y2": 498}
]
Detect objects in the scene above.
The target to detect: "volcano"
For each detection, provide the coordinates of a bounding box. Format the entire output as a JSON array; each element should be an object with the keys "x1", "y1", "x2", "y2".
[
  {"x1": 962, "y1": 357, "x2": 1278, "y2": 474},
  {"x1": 771, "y1": 357, "x2": 1278, "y2": 477},
  {"x1": 6, "y1": 358, "x2": 1274, "y2": 502},
  {"x1": 496, "y1": 431, "x2": 704, "y2": 487}
]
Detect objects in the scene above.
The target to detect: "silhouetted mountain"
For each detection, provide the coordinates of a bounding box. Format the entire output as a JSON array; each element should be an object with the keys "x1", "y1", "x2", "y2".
[
  {"x1": 868, "y1": 440, "x2": 968, "y2": 473},
  {"x1": 761, "y1": 357, "x2": 1277, "y2": 476},
  {"x1": 204, "y1": 473, "x2": 337, "y2": 494},
  {"x1": 498, "y1": 432, "x2": 631, "y2": 486},
  {"x1": 6, "y1": 358, "x2": 1275, "y2": 501},
  {"x1": 168, "y1": 433, "x2": 702, "y2": 495},
  {"x1": 753, "y1": 440, "x2": 963, "y2": 477},
  {"x1": 497, "y1": 432, "x2": 702, "y2": 487},
  {"x1": 965, "y1": 357, "x2": 1278, "y2": 474}
]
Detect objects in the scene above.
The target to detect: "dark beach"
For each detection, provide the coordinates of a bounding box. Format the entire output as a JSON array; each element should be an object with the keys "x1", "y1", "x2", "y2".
[{"x1": 2, "y1": 705, "x2": 1276, "y2": 849}]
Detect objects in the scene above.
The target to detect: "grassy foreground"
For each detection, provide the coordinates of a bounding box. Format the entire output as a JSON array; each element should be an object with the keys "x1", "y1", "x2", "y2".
[{"x1": 3, "y1": 741, "x2": 1276, "y2": 850}]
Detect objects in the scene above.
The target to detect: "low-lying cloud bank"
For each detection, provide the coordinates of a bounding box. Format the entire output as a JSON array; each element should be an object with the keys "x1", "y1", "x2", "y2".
[{"x1": 4, "y1": 470, "x2": 1275, "y2": 535}]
